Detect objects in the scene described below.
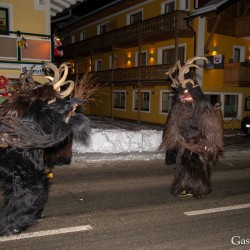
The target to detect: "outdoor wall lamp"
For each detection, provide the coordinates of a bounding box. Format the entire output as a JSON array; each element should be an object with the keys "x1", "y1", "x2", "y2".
[
  {"x1": 17, "y1": 35, "x2": 28, "y2": 49},
  {"x1": 149, "y1": 51, "x2": 155, "y2": 62},
  {"x1": 212, "y1": 46, "x2": 218, "y2": 56},
  {"x1": 127, "y1": 52, "x2": 132, "y2": 64}
]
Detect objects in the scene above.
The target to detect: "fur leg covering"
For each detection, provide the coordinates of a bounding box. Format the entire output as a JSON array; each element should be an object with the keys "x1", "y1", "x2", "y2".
[
  {"x1": 170, "y1": 151, "x2": 211, "y2": 198},
  {"x1": 0, "y1": 150, "x2": 49, "y2": 236}
]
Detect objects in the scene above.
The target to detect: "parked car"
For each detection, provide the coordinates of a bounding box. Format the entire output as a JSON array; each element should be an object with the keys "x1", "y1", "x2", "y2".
[{"x1": 241, "y1": 116, "x2": 250, "y2": 135}]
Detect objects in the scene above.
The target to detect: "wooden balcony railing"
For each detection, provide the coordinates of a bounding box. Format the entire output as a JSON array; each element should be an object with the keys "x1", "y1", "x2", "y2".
[
  {"x1": 63, "y1": 11, "x2": 192, "y2": 58},
  {"x1": 91, "y1": 63, "x2": 250, "y2": 87},
  {"x1": 90, "y1": 64, "x2": 172, "y2": 85},
  {"x1": 223, "y1": 62, "x2": 250, "y2": 87},
  {"x1": 235, "y1": 15, "x2": 250, "y2": 37}
]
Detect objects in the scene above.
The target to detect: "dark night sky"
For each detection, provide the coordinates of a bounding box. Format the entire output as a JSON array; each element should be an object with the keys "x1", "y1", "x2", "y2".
[{"x1": 72, "y1": 0, "x2": 119, "y2": 16}]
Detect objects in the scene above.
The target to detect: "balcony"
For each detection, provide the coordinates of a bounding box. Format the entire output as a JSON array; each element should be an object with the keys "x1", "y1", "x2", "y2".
[
  {"x1": 223, "y1": 62, "x2": 250, "y2": 87},
  {"x1": 90, "y1": 64, "x2": 172, "y2": 85},
  {"x1": 0, "y1": 30, "x2": 52, "y2": 64},
  {"x1": 63, "y1": 11, "x2": 193, "y2": 58}
]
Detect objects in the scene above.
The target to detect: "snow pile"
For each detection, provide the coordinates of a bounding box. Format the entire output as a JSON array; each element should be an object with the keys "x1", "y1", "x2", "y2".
[{"x1": 73, "y1": 128, "x2": 162, "y2": 154}]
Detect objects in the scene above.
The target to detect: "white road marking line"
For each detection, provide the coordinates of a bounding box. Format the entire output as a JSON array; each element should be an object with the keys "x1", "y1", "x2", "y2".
[
  {"x1": 0, "y1": 225, "x2": 93, "y2": 242},
  {"x1": 184, "y1": 203, "x2": 250, "y2": 216}
]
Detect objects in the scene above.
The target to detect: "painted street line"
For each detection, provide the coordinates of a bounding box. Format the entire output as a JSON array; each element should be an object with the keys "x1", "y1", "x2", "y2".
[
  {"x1": 184, "y1": 203, "x2": 250, "y2": 216},
  {"x1": 0, "y1": 225, "x2": 93, "y2": 242}
]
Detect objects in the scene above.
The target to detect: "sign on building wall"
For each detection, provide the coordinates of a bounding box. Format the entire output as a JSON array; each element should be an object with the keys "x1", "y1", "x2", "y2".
[
  {"x1": 206, "y1": 54, "x2": 225, "y2": 69},
  {"x1": 21, "y1": 64, "x2": 44, "y2": 75}
]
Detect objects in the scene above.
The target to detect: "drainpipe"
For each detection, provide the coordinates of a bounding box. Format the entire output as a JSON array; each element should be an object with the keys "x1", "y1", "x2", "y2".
[
  {"x1": 186, "y1": 18, "x2": 196, "y2": 57},
  {"x1": 185, "y1": 17, "x2": 199, "y2": 82},
  {"x1": 111, "y1": 46, "x2": 115, "y2": 120}
]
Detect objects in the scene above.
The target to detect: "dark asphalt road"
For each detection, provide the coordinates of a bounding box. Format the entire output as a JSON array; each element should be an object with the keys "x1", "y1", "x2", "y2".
[{"x1": 0, "y1": 133, "x2": 250, "y2": 250}]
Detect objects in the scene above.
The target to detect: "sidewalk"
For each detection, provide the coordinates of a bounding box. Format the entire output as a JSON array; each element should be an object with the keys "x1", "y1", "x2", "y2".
[{"x1": 89, "y1": 116, "x2": 163, "y2": 131}]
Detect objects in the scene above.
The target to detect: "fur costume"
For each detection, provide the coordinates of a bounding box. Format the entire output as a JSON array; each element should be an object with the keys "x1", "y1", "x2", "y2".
[
  {"x1": 160, "y1": 57, "x2": 224, "y2": 198},
  {"x1": 0, "y1": 63, "x2": 91, "y2": 236}
]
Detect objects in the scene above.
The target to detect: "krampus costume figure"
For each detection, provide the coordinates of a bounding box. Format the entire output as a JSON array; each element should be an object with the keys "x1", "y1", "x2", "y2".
[
  {"x1": 0, "y1": 63, "x2": 91, "y2": 236},
  {"x1": 160, "y1": 57, "x2": 224, "y2": 198}
]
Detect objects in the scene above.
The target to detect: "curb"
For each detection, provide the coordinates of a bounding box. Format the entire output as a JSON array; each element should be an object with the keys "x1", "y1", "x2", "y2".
[{"x1": 72, "y1": 148, "x2": 250, "y2": 164}]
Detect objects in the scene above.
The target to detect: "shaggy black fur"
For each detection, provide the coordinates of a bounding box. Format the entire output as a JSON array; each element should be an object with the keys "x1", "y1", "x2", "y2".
[
  {"x1": 161, "y1": 82, "x2": 223, "y2": 198},
  {"x1": 0, "y1": 148, "x2": 49, "y2": 235},
  {"x1": 0, "y1": 85, "x2": 91, "y2": 236}
]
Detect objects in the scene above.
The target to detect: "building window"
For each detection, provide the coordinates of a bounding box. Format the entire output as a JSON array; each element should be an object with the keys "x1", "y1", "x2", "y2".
[
  {"x1": 95, "y1": 59, "x2": 102, "y2": 71},
  {"x1": 205, "y1": 94, "x2": 220, "y2": 106},
  {"x1": 133, "y1": 90, "x2": 150, "y2": 112},
  {"x1": 0, "y1": 7, "x2": 9, "y2": 34},
  {"x1": 205, "y1": 92, "x2": 242, "y2": 119},
  {"x1": 179, "y1": 0, "x2": 189, "y2": 10},
  {"x1": 113, "y1": 91, "x2": 126, "y2": 110},
  {"x1": 165, "y1": 2, "x2": 175, "y2": 13},
  {"x1": 129, "y1": 11, "x2": 142, "y2": 24},
  {"x1": 233, "y1": 45, "x2": 245, "y2": 62},
  {"x1": 161, "y1": 0, "x2": 176, "y2": 14},
  {"x1": 135, "y1": 51, "x2": 147, "y2": 66},
  {"x1": 98, "y1": 23, "x2": 108, "y2": 35},
  {"x1": 80, "y1": 32, "x2": 86, "y2": 40},
  {"x1": 160, "y1": 91, "x2": 173, "y2": 113},
  {"x1": 162, "y1": 46, "x2": 185, "y2": 64},
  {"x1": 161, "y1": 0, "x2": 175, "y2": 14},
  {"x1": 224, "y1": 94, "x2": 238, "y2": 118},
  {"x1": 234, "y1": 48, "x2": 240, "y2": 62},
  {"x1": 245, "y1": 96, "x2": 250, "y2": 111}
]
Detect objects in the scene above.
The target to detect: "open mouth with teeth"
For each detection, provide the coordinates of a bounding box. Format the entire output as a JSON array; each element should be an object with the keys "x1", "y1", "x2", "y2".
[{"x1": 179, "y1": 90, "x2": 193, "y2": 103}]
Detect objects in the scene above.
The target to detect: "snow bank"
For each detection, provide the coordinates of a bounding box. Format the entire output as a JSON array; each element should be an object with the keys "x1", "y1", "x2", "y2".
[{"x1": 73, "y1": 128, "x2": 162, "y2": 154}]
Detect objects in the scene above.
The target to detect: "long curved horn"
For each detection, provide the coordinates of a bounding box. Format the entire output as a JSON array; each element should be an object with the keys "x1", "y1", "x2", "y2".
[
  {"x1": 180, "y1": 56, "x2": 208, "y2": 81},
  {"x1": 42, "y1": 62, "x2": 75, "y2": 99},
  {"x1": 43, "y1": 62, "x2": 60, "y2": 85},
  {"x1": 19, "y1": 65, "x2": 37, "y2": 90},
  {"x1": 58, "y1": 80, "x2": 75, "y2": 98},
  {"x1": 19, "y1": 69, "x2": 28, "y2": 85},
  {"x1": 178, "y1": 64, "x2": 199, "y2": 88},
  {"x1": 28, "y1": 65, "x2": 35, "y2": 76},
  {"x1": 165, "y1": 61, "x2": 181, "y2": 88},
  {"x1": 178, "y1": 57, "x2": 208, "y2": 88},
  {"x1": 44, "y1": 76, "x2": 54, "y2": 82},
  {"x1": 52, "y1": 63, "x2": 69, "y2": 90},
  {"x1": 185, "y1": 56, "x2": 208, "y2": 65}
]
